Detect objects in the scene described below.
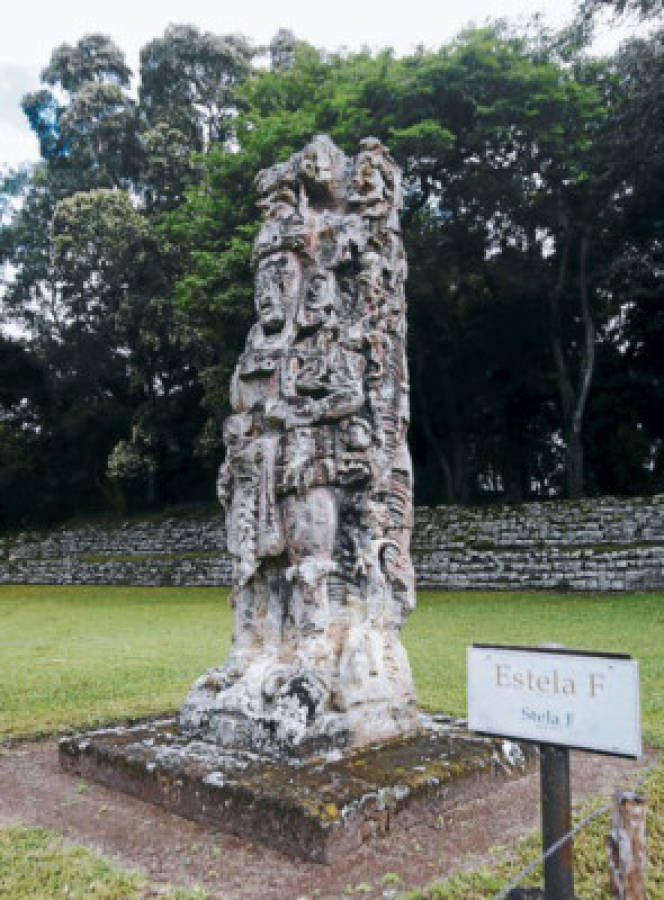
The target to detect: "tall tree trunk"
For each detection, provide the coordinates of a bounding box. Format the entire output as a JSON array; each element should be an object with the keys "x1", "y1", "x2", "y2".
[
  {"x1": 549, "y1": 227, "x2": 595, "y2": 499},
  {"x1": 452, "y1": 433, "x2": 468, "y2": 503},
  {"x1": 566, "y1": 428, "x2": 585, "y2": 499},
  {"x1": 413, "y1": 346, "x2": 456, "y2": 502}
]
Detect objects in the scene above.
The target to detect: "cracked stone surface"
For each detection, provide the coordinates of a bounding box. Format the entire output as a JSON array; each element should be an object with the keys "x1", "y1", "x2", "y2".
[{"x1": 58, "y1": 716, "x2": 537, "y2": 862}]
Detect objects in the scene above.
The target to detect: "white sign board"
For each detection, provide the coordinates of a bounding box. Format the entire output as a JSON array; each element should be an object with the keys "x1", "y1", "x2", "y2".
[{"x1": 467, "y1": 645, "x2": 641, "y2": 758}]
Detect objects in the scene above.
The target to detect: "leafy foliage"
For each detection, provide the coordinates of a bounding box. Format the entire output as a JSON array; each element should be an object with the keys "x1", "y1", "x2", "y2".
[
  {"x1": 139, "y1": 24, "x2": 253, "y2": 151},
  {"x1": 1, "y1": 21, "x2": 663, "y2": 524}
]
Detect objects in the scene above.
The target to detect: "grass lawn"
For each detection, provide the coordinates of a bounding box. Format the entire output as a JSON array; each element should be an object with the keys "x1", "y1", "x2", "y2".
[
  {"x1": 408, "y1": 590, "x2": 664, "y2": 749},
  {"x1": 1, "y1": 585, "x2": 662, "y2": 747},
  {"x1": 404, "y1": 761, "x2": 664, "y2": 899},
  {"x1": 0, "y1": 585, "x2": 231, "y2": 738},
  {"x1": 0, "y1": 584, "x2": 662, "y2": 898},
  {"x1": 0, "y1": 825, "x2": 205, "y2": 899}
]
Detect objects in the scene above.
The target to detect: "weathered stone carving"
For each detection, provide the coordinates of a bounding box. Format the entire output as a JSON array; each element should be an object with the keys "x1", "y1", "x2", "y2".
[{"x1": 180, "y1": 135, "x2": 418, "y2": 754}]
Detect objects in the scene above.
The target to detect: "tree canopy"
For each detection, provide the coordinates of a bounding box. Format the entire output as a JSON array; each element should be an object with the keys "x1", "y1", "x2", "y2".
[{"x1": 1, "y1": 18, "x2": 663, "y2": 526}]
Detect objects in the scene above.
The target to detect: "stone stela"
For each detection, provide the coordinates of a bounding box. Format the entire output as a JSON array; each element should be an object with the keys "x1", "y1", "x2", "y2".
[
  {"x1": 58, "y1": 138, "x2": 536, "y2": 862},
  {"x1": 180, "y1": 135, "x2": 419, "y2": 755}
]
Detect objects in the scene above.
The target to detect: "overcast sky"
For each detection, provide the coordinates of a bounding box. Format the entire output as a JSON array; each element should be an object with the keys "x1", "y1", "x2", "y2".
[{"x1": 0, "y1": 0, "x2": 643, "y2": 169}]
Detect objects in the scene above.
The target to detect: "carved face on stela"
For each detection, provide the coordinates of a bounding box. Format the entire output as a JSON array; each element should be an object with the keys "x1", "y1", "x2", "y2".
[
  {"x1": 254, "y1": 252, "x2": 301, "y2": 336},
  {"x1": 254, "y1": 134, "x2": 345, "y2": 228},
  {"x1": 297, "y1": 269, "x2": 338, "y2": 332},
  {"x1": 298, "y1": 135, "x2": 345, "y2": 204},
  {"x1": 254, "y1": 254, "x2": 341, "y2": 345},
  {"x1": 348, "y1": 139, "x2": 392, "y2": 207}
]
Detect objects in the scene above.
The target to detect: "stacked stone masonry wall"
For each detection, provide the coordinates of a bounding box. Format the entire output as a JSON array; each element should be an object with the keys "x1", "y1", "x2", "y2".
[{"x1": 3, "y1": 496, "x2": 664, "y2": 591}]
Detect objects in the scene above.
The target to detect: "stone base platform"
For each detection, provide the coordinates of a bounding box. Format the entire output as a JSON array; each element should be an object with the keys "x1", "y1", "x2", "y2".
[{"x1": 59, "y1": 716, "x2": 535, "y2": 863}]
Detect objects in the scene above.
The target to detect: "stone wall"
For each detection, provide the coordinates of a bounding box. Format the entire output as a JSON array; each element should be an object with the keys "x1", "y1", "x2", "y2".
[
  {"x1": 0, "y1": 509, "x2": 232, "y2": 587},
  {"x1": 413, "y1": 497, "x2": 664, "y2": 592},
  {"x1": 3, "y1": 496, "x2": 664, "y2": 591}
]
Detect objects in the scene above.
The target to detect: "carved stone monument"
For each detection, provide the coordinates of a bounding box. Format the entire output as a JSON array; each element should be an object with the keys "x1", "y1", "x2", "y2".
[
  {"x1": 59, "y1": 137, "x2": 534, "y2": 860},
  {"x1": 180, "y1": 135, "x2": 418, "y2": 754}
]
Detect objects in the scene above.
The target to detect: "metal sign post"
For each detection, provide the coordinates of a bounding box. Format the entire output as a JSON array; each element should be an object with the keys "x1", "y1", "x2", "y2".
[
  {"x1": 466, "y1": 643, "x2": 642, "y2": 899},
  {"x1": 540, "y1": 744, "x2": 574, "y2": 899}
]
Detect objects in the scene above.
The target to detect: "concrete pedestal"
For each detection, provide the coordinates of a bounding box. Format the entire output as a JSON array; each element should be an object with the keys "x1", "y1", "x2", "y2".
[{"x1": 59, "y1": 715, "x2": 534, "y2": 862}]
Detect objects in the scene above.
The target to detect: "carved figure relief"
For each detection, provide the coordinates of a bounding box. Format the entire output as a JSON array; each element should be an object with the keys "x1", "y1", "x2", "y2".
[{"x1": 181, "y1": 136, "x2": 418, "y2": 754}]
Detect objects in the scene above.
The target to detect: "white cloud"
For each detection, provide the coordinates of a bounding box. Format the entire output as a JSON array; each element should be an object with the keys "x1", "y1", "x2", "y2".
[
  {"x1": 0, "y1": 0, "x2": 651, "y2": 168},
  {"x1": 1, "y1": 121, "x2": 38, "y2": 169},
  {"x1": 1, "y1": 0, "x2": 578, "y2": 68}
]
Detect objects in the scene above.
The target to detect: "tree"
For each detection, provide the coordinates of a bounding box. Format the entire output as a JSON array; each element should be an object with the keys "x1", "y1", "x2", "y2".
[
  {"x1": 141, "y1": 123, "x2": 200, "y2": 213},
  {"x1": 58, "y1": 82, "x2": 139, "y2": 188},
  {"x1": 2, "y1": 31, "x2": 226, "y2": 521},
  {"x1": 3, "y1": 24, "x2": 663, "y2": 525},
  {"x1": 590, "y1": 28, "x2": 664, "y2": 491},
  {"x1": 0, "y1": 336, "x2": 48, "y2": 526},
  {"x1": 1, "y1": 163, "x2": 60, "y2": 337},
  {"x1": 580, "y1": 0, "x2": 663, "y2": 20},
  {"x1": 139, "y1": 25, "x2": 253, "y2": 152},
  {"x1": 22, "y1": 34, "x2": 137, "y2": 182},
  {"x1": 529, "y1": 57, "x2": 613, "y2": 498},
  {"x1": 267, "y1": 28, "x2": 302, "y2": 72},
  {"x1": 168, "y1": 31, "x2": 586, "y2": 502},
  {"x1": 6, "y1": 36, "x2": 140, "y2": 336},
  {"x1": 41, "y1": 34, "x2": 132, "y2": 93},
  {"x1": 52, "y1": 189, "x2": 147, "y2": 333}
]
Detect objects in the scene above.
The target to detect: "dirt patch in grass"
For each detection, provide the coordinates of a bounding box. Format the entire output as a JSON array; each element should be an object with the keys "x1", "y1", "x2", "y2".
[{"x1": 0, "y1": 738, "x2": 655, "y2": 899}]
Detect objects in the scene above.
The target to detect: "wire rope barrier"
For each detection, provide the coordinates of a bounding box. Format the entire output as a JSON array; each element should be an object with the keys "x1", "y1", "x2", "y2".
[{"x1": 492, "y1": 759, "x2": 658, "y2": 900}]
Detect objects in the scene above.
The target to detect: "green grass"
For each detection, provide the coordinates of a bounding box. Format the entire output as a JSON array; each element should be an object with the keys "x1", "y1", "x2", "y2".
[
  {"x1": 1, "y1": 585, "x2": 663, "y2": 898},
  {"x1": 402, "y1": 762, "x2": 664, "y2": 899},
  {"x1": 1, "y1": 586, "x2": 663, "y2": 747},
  {"x1": 0, "y1": 585, "x2": 231, "y2": 738},
  {"x1": 407, "y1": 591, "x2": 664, "y2": 749},
  {"x1": 0, "y1": 825, "x2": 205, "y2": 899}
]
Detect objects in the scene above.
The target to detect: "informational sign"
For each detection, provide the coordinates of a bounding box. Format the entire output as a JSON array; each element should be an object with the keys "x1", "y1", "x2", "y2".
[{"x1": 467, "y1": 644, "x2": 641, "y2": 758}]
